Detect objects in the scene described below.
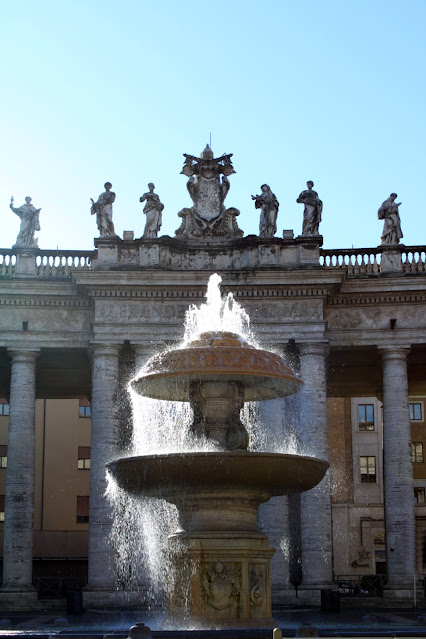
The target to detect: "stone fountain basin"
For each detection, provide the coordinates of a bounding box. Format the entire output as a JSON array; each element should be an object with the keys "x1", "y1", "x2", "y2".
[{"x1": 107, "y1": 451, "x2": 328, "y2": 499}]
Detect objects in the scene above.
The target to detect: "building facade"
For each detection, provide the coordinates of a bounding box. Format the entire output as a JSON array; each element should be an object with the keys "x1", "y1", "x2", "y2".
[{"x1": 0, "y1": 226, "x2": 425, "y2": 609}]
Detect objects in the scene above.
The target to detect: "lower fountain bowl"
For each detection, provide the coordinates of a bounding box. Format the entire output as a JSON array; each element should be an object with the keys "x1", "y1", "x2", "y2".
[{"x1": 107, "y1": 451, "x2": 328, "y2": 500}]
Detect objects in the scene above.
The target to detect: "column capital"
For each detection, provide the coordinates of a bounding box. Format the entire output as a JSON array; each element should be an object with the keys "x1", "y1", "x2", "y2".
[
  {"x1": 379, "y1": 346, "x2": 410, "y2": 361},
  {"x1": 297, "y1": 341, "x2": 328, "y2": 357},
  {"x1": 90, "y1": 343, "x2": 121, "y2": 359},
  {"x1": 133, "y1": 342, "x2": 163, "y2": 356},
  {"x1": 7, "y1": 349, "x2": 40, "y2": 364}
]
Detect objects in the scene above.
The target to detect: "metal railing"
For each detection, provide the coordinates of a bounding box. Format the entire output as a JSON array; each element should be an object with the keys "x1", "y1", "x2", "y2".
[
  {"x1": 32, "y1": 576, "x2": 87, "y2": 598},
  {"x1": 334, "y1": 574, "x2": 386, "y2": 597}
]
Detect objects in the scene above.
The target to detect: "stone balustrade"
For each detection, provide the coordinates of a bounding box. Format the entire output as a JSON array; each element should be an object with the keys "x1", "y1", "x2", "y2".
[
  {"x1": 0, "y1": 250, "x2": 17, "y2": 276},
  {"x1": 0, "y1": 242, "x2": 425, "y2": 278},
  {"x1": 401, "y1": 247, "x2": 426, "y2": 273},
  {"x1": 320, "y1": 247, "x2": 382, "y2": 274},
  {"x1": 35, "y1": 250, "x2": 93, "y2": 277},
  {"x1": 320, "y1": 246, "x2": 426, "y2": 275},
  {"x1": 0, "y1": 248, "x2": 93, "y2": 278}
]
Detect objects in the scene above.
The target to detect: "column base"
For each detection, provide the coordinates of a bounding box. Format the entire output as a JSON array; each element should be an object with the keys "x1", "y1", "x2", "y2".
[
  {"x1": 383, "y1": 587, "x2": 415, "y2": 600},
  {"x1": 295, "y1": 585, "x2": 336, "y2": 606},
  {"x1": 0, "y1": 586, "x2": 38, "y2": 611},
  {"x1": 83, "y1": 587, "x2": 147, "y2": 610}
]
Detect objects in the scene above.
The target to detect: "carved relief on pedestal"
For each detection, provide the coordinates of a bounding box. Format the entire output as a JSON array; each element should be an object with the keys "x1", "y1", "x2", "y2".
[
  {"x1": 249, "y1": 564, "x2": 267, "y2": 618},
  {"x1": 201, "y1": 561, "x2": 241, "y2": 614},
  {"x1": 175, "y1": 146, "x2": 244, "y2": 240}
]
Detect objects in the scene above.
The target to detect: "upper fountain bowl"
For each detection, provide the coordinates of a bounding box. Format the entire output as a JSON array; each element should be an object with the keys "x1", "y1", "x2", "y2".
[{"x1": 131, "y1": 331, "x2": 302, "y2": 401}]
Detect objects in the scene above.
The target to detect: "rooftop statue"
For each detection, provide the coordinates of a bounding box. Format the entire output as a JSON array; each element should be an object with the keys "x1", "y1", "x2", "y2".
[
  {"x1": 90, "y1": 182, "x2": 116, "y2": 238},
  {"x1": 252, "y1": 184, "x2": 279, "y2": 238},
  {"x1": 10, "y1": 196, "x2": 41, "y2": 248},
  {"x1": 297, "y1": 180, "x2": 323, "y2": 237},
  {"x1": 378, "y1": 193, "x2": 403, "y2": 245},
  {"x1": 140, "y1": 183, "x2": 164, "y2": 238},
  {"x1": 175, "y1": 145, "x2": 244, "y2": 240}
]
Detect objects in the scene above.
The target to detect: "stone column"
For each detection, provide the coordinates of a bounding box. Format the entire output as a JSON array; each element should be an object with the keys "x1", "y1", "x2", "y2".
[
  {"x1": 85, "y1": 343, "x2": 120, "y2": 606},
  {"x1": 298, "y1": 342, "x2": 333, "y2": 589},
  {"x1": 381, "y1": 347, "x2": 415, "y2": 591},
  {"x1": 1, "y1": 349, "x2": 39, "y2": 606},
  {"x1": 258, "y1": 398, "x2": 290, "y2": 603},
  {"x1": 134, "y1": 344, "x2": 157, "y2": 374}
]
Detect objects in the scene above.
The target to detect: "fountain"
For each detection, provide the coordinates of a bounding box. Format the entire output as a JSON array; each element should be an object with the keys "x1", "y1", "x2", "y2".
[{"x1": 107, "y1": 276, "x2": 328, "y2": 629}]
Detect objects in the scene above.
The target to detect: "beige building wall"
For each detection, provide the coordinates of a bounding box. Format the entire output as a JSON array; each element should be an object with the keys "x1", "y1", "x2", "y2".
[{"x1": 0, "y1": 398, "x2": 90, "y2": 561}]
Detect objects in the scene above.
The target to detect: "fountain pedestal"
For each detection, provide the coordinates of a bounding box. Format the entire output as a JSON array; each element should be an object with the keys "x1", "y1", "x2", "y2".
[
  {"x1": 167, "y1": 533, "x2": 275, "y2": 628},
  {"x1": 166, "y1": 484, "x2": 275, "y2": 628}
]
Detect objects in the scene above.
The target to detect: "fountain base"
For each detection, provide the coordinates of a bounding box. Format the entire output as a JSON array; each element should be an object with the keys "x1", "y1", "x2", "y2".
[{"x1": 165, "y1": 533, "x2": 275, "y2": 629}]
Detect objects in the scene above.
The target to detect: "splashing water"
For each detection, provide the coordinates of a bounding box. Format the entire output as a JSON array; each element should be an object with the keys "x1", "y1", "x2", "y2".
[{"x1": 183, "y1": 273, "x2": 255, "y2": 345}]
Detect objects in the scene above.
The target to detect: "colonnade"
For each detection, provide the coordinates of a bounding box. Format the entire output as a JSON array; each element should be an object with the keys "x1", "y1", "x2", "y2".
[{"x1": 0, "y1": 342, "x2": 417, "y2": 604}]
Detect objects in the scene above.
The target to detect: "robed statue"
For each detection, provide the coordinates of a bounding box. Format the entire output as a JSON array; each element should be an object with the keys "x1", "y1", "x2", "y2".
[
  {"x1": 378, "y1": 193, "x2": 403, "y2": 245},
  {"x1": 90, "y1": 182, "x2": 116, "y2": 237},
  {"x1": 140, "y1": 183, "x2": 164, "y2": 238},
  {"x1": 252, "y1": 184, "x2": 279, "y2": 238},
  {"x1": 10, "y1": 196, "x2": 41, "y2": 247},
  {"x1": 297, "y1": 181, "x2": 323, "y2": 237}
]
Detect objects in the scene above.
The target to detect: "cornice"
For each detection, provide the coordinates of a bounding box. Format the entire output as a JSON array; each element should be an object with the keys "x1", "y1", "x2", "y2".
[
  {"x1": 327, "y1": 292, "x2": 426, "y2": 306},
  {"x1": 87, "y1": 286, "x2": 331, "y2": 299},
  {"x1": 72, "y1": 268, "x2": 344, "y2": 288},
  {"x1": 0, "y1": 297, "x2": 91, "y2": 308}
]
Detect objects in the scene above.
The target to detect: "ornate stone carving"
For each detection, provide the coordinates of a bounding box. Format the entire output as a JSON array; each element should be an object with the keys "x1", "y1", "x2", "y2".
[
  {"x1": 175, "y1": 145, "x2": 244, "y2": 240},
  {"x1": 10, "y1": 196, "x2": 41, "y2": 248},
  {"x1": 90, "y1": 182, "x2": 116, "y2": 238},
  {"x1": 252, "y1": 185, "x2": 279, "y2": 238},
  {"x1": 140, "y1": 183, "x2": 164, "y2": 238},
  {"x1": 378, "y1": 193, "x2": 403, "y2": 245},
  {"x1": 250, "y1": 565, "x2": 267, "y2": 616},
  {"x1": 202, "y1": 561, "x2": 240, "y2": 612},
  {"x1": 189, "y1": 380, "x2": 248, "y2": 450},
  {"x1": 297, "y1": 181, "x2": 323, "y2": 237}
]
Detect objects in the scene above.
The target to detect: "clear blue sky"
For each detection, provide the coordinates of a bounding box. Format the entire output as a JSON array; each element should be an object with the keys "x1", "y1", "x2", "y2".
[{"x1": 2, "y1": 1, "x2": 425, "y2": 251}]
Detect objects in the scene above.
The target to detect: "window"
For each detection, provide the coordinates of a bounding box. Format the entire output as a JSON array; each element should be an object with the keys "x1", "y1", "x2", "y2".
[
  {"x1": 77, "y1": 447, "x2": 90, "y2": 470},
  {"x1": 0, "y1": 495, "x2": 5, "y2": 521},
  {"x1": 79, "y1": 399, "x2": 91, "y2": 418},
  {"x1": 0, "y1": 445, "x2": 7, "y2": 468},
  {"x1": 410, "y1": 402, "x2": 423, "y2": 422},
  {"x1": 360, "y1": 456, "x2": 376, "y2": 483},
  {"x1": 0, "y1": 400, "x2": 9, "y2": 416},
  {"x1": 76, "y1": 496, "x2": 89, "y2": 523},
  {"x1": 358, "y1": 404, "x2": 375, "y2": 431},
  {"x1": 412, "y1": 442, "x2": 424, "y2": 463},
  {"x1": 415, "y1": 487, "x2": 426, "y2": 504}
]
